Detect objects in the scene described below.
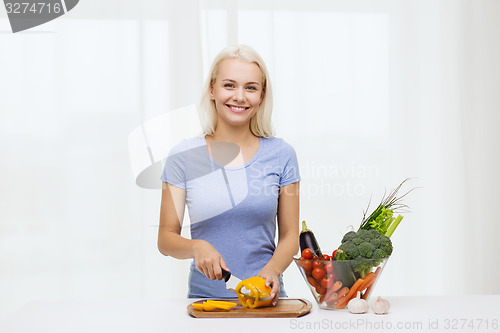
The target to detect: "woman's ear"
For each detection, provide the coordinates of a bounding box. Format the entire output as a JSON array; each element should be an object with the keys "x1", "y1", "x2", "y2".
[{"x1": 210, "y1": 81, "x2": 215, "y2": 100}]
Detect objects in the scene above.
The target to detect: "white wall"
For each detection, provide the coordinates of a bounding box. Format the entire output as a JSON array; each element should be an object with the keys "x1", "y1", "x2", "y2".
[{"x1": 1, "y1": 0, "x2": 499, "y2": 320}]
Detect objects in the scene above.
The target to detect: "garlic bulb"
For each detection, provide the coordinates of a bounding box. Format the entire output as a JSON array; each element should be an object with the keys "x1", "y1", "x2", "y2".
[
  {"x1": 347, "y1": 291, "x2": 369, "y2": 314},
  {"x1": 371, "y1": 296, "x2": 390, "y2": 314}
]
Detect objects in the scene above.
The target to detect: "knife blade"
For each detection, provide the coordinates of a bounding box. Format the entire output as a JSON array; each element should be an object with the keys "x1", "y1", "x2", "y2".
[{"x1": 221, "y1": 269, "x2": 242, "y2": 293}]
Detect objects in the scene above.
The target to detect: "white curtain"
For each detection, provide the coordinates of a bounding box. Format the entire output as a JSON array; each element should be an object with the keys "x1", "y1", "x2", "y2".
[{"x1": 1, "y1": 0, "x2": 499, "y2": 319}]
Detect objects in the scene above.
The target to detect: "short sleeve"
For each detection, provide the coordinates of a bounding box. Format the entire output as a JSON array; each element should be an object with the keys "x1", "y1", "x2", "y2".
[
  {"x1": 160, "y1": 140, "x2": 187, "y2": 189},
  {"x1": 279, "y1": 140, "x2": 301, "y2": 187}
]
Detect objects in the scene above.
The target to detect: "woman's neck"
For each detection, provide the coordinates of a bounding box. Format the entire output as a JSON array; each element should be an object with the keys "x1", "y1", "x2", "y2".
[
  {"x1": 209, "y1": 122, "x2": 258, "y2": 146},
  {"x1": 206, "y1": 122, "x2": 261, "y2": 166}
]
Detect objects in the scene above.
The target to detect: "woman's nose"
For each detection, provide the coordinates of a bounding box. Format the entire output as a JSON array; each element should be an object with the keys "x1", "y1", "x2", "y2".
[{"x1": 233, "y1": 88, "x2": 245, "y2": 102}]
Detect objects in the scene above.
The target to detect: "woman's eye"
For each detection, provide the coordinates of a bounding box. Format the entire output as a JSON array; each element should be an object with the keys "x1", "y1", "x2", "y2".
[
  {"x1": 224, "y1": 83, "x2": 235, "y2": 88},
  {"x1": 246, "y1": 86, "x2": 257, "y2": 91}
]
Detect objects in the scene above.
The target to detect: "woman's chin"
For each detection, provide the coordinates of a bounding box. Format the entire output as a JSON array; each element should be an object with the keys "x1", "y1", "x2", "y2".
[{"x1": 218, "y1": 113, "x2": 255, "y2": 127}]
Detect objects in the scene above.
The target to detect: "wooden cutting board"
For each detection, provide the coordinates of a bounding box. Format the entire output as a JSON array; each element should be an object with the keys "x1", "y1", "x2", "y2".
[{"x1": 187, "y1": 298, "x2": 312, "y2": 318}]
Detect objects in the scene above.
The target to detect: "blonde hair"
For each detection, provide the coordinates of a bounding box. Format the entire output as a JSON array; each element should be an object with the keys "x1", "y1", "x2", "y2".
[{"x1": 199, "y1": 45, "x2": 274, "y2": 138}]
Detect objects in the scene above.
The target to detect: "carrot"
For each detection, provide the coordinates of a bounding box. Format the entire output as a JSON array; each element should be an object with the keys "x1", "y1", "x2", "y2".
[
  {"x1": 321, "y1": 292, "x2": 334, "y2": 304},
  {"x1": 325, "y1": 286, "x2": 349, "y2": 306},
  {"x1": 321, "y1": 281, "x2": 343, "y2": 303},
  {"x1": 334, "y1": 295, "x2": 351, "y2": 309},
  {"x1": 362, "y1": 267, "x2": 382, "y2": 300},
  {"x1": 334, "y1": 278, "x2": 365, "y2": 309},
  {"x1": 357, "y1": 272, "x2": 375, "y2": 292},
  {"x1": 331, "y1": 280, "x2": 343, "y2": 292}
]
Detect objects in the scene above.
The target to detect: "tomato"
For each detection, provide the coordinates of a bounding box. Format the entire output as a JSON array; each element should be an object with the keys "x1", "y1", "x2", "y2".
[
  {"x1": 331, "y1": 249, "x2": 338, "y2": 259},
  {"x1": 316, "y1": 285, "x2": 326, "y2": 295},
  {"x1": 301, "y1": 248, "x2": 313, "y2": 260},
  {"x1": 321, "y1": 277, "x2": 333, "y2": 289},
  {"x1": 312, "y1": 260, "x2": 323, "y2": 269},
  {"x1": 321, "y1": 254, "x2": 330, "y2": 261},
  {"x1": 307, "y1": 276, "x2": 319, "y2": 289},
  {"x1": 312, "y1": 267, "x2": 325, "y2": 281},
  {"x1": 323, "y1": 261, "x2": 335, "y2": 279},
  {"x1": 300, "y1": 259, "x2": 313, "y2": 272}
]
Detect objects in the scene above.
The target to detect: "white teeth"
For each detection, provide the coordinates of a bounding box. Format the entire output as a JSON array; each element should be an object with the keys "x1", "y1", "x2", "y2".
[{"x1": 229, "y1": 106, "x2": 246, "y2": 111}]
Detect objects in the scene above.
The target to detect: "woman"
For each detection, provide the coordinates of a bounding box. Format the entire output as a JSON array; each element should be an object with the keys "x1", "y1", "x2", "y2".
[{"x1": 158, "y1": 45, "x2": 300, "y2": 305}]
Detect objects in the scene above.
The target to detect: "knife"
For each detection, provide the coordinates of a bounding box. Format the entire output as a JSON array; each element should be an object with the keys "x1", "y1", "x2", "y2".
[
  {"x1": 221, "y1": 269, "x2": 242, "y2": 293},
  {"x1": 221, "y1": 269, "x2": 273, "y2": 301}
]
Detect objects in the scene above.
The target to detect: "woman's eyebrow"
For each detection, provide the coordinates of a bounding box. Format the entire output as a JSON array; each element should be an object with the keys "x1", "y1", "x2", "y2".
[{"x1": 222, "y1": 79, "x2": 260, "y2": 85}]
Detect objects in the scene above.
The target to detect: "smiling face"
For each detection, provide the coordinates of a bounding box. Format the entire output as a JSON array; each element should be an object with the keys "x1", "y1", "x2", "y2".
[{"x1": 210, "y1": 58, "x2": 264, "y2": 130}]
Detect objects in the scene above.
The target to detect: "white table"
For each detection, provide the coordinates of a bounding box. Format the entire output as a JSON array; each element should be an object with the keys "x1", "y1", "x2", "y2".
[{"x1": 1, "y1": 295, "x2": 499, "y2": 333}]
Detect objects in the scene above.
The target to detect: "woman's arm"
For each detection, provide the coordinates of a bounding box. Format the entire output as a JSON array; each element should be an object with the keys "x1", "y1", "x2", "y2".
[
  {"x1": 158, "y1": 182, "x2": 228, "y2": 280},
  {"x1": 258, "y1": 181, "x2": 300, "y2": 305}
]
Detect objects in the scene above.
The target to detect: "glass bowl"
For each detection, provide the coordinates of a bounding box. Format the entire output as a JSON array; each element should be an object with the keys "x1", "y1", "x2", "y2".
[{"x1": 294, "y1": 256, "x2": 389, "y2": 310}]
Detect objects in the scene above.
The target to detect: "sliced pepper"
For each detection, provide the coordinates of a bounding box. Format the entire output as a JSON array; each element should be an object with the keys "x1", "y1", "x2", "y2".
[
  {"x1": 205, "y1": 300, "x2": 237, "y2": 309},
  {"x1": 192, "y1": 300, "x2": 237, "y2": 311}
]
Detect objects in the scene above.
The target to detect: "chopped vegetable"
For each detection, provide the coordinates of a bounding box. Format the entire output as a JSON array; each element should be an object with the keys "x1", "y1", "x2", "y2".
[{"x1": 192, "y1": 300, "x2": 237, "y2": 311}]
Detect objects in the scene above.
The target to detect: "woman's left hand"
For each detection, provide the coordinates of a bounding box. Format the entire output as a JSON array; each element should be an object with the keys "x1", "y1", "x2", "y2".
[{"x1": 257, "y1": 267, "x2": 280, "y2": 306}]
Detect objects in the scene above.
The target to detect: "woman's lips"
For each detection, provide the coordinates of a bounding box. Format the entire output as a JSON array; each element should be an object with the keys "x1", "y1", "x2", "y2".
[{"x1": 226, "y1": 104, "x2": 250, "y2": 113}]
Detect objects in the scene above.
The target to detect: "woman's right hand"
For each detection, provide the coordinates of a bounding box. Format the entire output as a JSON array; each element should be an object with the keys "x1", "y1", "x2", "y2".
[{"x1": 193, "y1": 239, "x2": 228, "y2": 281}]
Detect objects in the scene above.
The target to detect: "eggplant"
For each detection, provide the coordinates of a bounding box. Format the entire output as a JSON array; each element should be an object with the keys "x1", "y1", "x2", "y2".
[{"x1": 299, "y1": 221, "x2": 322, "y2": 257}]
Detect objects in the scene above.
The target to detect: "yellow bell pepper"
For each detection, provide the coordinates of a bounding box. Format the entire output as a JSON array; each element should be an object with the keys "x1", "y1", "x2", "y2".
[
  {"x1": 235, "y1": 276, "x2": 274, "y2": 309},
  {"x1": 192, "y1": 300, "x2": 237, "y2": 311},
  {"x1": 205, "y1": 300, "x2": 237, "y2": 309}
]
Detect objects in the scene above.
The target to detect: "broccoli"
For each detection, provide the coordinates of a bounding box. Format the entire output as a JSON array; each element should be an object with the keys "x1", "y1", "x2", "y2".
[
  {"x1": 371, "y1": 248, "x2": 387, "y2": 260},
  {"x1": 367, "y1": 229, "x2": 381, "y2": 238},
  {"x1": 334, "y1": 249, "x2": 348, "y2": 261},
  {"x1": 370, "y1": 236, "x2": 382, "y2": 249},
  {"x1": 356, "y1": 229, "x2": 374, "y2": 240},
  {"x1": 341, "y1": 231, "x2": 357, "y2": 243},
  {"x1": 352, "y1": 237, "x2": 364, "y2": 246},
  {"x1": 351, "y1": 256, "x2": 373, "y2": 277},
  {"x1": 338, "y1": 242, "x2": 359, "y2": 259},
  {"x1": 334, "y1": 228, "x2": 392, "y2": 278},
  {"x1": 378, "y1": 235, "x2": 393, "y2": 256},
  {"x1": 358, "y1": 242, "x2": 376, "y2": 258}
]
